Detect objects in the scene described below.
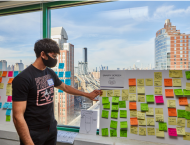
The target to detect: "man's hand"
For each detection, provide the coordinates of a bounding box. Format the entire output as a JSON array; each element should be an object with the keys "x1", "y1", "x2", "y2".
[{"x1": 87, "y1": 90, "x2": 102, "y2": 101}]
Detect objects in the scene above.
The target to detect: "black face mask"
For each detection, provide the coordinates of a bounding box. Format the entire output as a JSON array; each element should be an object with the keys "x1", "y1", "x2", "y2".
[{"x1": 42, "y1": 53, "x2": 57, "y2": 68}]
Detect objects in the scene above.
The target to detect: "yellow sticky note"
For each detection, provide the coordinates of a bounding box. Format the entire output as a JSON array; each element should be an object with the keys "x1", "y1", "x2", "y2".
[
  {"x1": 187, "y1": 120, "x2": 190, "y2": 128},
  {"x1": 147, "y1": 118, "x2": 155, "y2": 126},
  {"x1": 101, "y1": 90, "x2": 107, "y2": 97},
  {"x1": 130, "y1": 110, "x2": 137, "y2": 117},
  {"x1": 173, "y1": 79, "x2": 181, "y2": 87},
  {"x1": 137, "y1": 86, "x2": 145, "y2": 94},
  {"x1": 169, "y1": 70, "x2": 182, "y2": 78},
  {"x1": 177, "y1": 118, "x2": 186, "y2": 127},
  {"x1": 189, "y1": 104, "x2": 190, "y2": 107},
  {"x1": 6, "y1": 84, "x2": 12, "y2": 90},
  {"x1": 155, "y1": 108, "x2": 163, "y2": 114},
  {"x1": 0, "y1": 71, "x2": 2, "y2": 77},
  {"x1": 137, "y1": 79, "x2": 144, "y2": 86},
  {"x1": 154, "y1": 87, "x2": 162, "y2": 95},
  {"x1": 107, "y1": 90, "x2": 113, "y2": 97},
  {"x1": 185, "y1": 106, "x2": 190, "y2": 111},
  {"x1": 186, "y1": 83, "x2": 190, "y2": 90},
  {"x1": 145, "y1": 78, "x2": 153, "y2": 86},
  {"x1": 168, "y1": 117, "x2": 176, "y2": 125},
  {"x1": 138, "y1": 95, "x2": 145, "y2": 102},
  {"x1": 138, "y1": 119, "x2": 146, "y2": 126},
  {"x1": 137, "y1": 111, "x2": 145, "y2": 120},
  {"x1": 122, "y1": 89, "x2": 128, "y2": 101},
  {"x1": 155, "y1": 114, "x2": 164, "y2": 122},
  {"x1": 146, "y1": 107, "x2": 154, "y2": 116},
  {"x1": 183, "y1": 132, "x2": 190, "y2": 141},
  {"x1": 167, "y1": 100, "x2": 176, "y2": 108},
  {"x1": 156, "y1": 128, "x2": 165, "y2": 137},
  {"x1": 129, "y1": 94, "x2": 136, "y2": 102},
  {"x1": 6, "y1": 89, "x2": 12, "y2": 96},
  {"x1": 114, "y1": 90, "x2": 120, "y2": 97},
  {"x1": 154, "y1": 80, "x2": 162, "y2": 86},
  {"x1": 147, "y1": 128, "x2": 155, "y2": 136},
  {"x1": 130, "y1": 126, "x2": 138, "y2": 134},
  {"x1": 129, "y1": 86, "x2": 136, "y2": 93},
  {"x1": 176, "y1": 127, "x2": 185, "y2": 135},
  {"x1": 0, "y1": 83, "x2": 4, "y2": 89},
  {"x1": 139, "y1": 127, "x2": 146, "y2": 136},
  {"x1": 154, "y1": 72, "x2": 162, "y2": 80}
]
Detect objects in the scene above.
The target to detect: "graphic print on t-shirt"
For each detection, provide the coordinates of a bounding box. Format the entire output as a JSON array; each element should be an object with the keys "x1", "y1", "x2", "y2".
[{"x1": 35, "y1": 74, "x2": 54, "y2": 106}]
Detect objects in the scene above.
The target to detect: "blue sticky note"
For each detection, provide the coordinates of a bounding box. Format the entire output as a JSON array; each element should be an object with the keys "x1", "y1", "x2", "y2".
[
  {"x1": 65, "y1": 71, "x2": 71, "y2": 78},
  {"x1": 65, "y1": 79, "x2": 71, "y2": 86},
  {"x1": 55, "y1": 71, "x2": 58, "y2": 75},
  {"x1": 60, "y1": 79, "x2": 64, "y2": 83},
  {"x1": 58, "y1": 89, "x2": 63, "y2": 93},
  {"x1": 58, "y1": 63, "x2": 64, "y2": 69},
  {"x1": 59, "y1": 72, "x2": 64, "y2": 77},
  {"x1": 8, "y1": 103, "x2": 12, "y2": 109},
  {"x1": 6, "y1": 109, "x2": 11, "y2": 116},
  {"x1": 3, "y1": 102, "x2": 9, "y2": 109},
  {"x1": 14, "y1": 71, "x2": 19, "y2": 77},
  {"x1": 0, "y1": 102, "x2": 2, "y2": 108}
]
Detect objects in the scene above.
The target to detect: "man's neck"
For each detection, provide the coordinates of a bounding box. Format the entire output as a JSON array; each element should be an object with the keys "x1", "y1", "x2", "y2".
[{"x1": 32, "y1": 58, "x2": 46, "y2": 71}]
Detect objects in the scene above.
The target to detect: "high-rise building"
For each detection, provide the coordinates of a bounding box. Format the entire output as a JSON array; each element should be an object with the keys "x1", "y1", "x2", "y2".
[
  {"x1": 14, "y1": 60, "x2": 24, "y2": 71},
  {"x1": 155, "y1": 19, "x2": 190, "y2": 70},
  {"x1": 0, "y1": 60, "x2": 7, "y2": 71}
]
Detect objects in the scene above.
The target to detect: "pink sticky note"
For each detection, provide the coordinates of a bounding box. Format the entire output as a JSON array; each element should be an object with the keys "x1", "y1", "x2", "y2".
[
  {"x1": 8, "y1": 71, "x2": 13, "y2": 77},
  {"x1": 155, "y1": 96, "x2": 164, "y2": 103},
  {"x1": 0, "y1": 96, "x2": 1, "y2": 101},
  {"x1": 7, "y1": 96, "x2": 12, "y2": 102},
  {"x1": 168, "y1": 128, "x2": 177, "y2": 136}
]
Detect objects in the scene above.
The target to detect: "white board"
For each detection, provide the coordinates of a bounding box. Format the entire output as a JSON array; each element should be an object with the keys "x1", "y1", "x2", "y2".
[{"x1": 99, "y1": 70, "x2": 190, "y2": 145}]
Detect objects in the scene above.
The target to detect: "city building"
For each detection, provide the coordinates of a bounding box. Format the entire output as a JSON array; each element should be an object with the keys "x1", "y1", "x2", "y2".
[
  {"x1": 0, "y1": 60, "x2": 7, "y2": 71},
  {"x1": 155, "y1": 19, "x2": 190, "y2": 70},
  {"x1": 14, "y1": 60, "x2": 24, "y2": 71}
]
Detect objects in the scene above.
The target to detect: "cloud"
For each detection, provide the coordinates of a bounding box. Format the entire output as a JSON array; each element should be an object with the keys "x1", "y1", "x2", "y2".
[{"x1": 136, "y1": 60, "x2": 140, "y2": 62}]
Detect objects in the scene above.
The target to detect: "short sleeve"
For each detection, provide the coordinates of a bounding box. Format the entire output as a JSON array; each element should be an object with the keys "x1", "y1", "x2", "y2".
[
  {"x1": 12, "y1": 76, "x2": 29, "y2": 101},
  {"x1": 52, "y1": 71, "x2": 62, "y2": 87}
]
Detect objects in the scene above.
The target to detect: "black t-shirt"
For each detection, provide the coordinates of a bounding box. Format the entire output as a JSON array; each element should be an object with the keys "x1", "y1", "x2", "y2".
[{"x1": 12, "y1": 64, "x2": 62, "y2": 129}]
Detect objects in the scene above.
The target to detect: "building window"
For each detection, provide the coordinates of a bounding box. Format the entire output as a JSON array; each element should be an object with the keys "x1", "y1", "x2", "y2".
[
  {"x1": 180, "y1": 55, "x2": 183, "y2": 57},
  {"x1": 185, "y1": 47, "x2": 186, "y2": 50},
  {"x1": 174, "y1": 48, "x2": 176, "y2": 50},
  {"x1": 174, "y1": 51, "x2": 176, "y2": 54},
  {"x1": 185, "y1": 36, "x2": 187, "y2": 38},
  {"x1": 174, "y1": 44, "x2": 176, "y2": 47},
  {"x1": 174, "y1": 62, "x2": 176, "y2": 64},
  {"x1": 185, "y1": 51, "x2": 186, "y2": 53},
  {"x1": 180, "y1": 58, "x2": 183, "y2": 61},
  {"x1": 180, "y1": 65, "x2": 183, "y2": 68},
  {"x1": 180, "y1": 36, "x2": 183, "y2": 39},
  {"x1": 171, "y1": 28, "x2": 172, "y2": 30},
  {"x1": 174, "y1": 40, "x2": 176, "y2": 43},
  {"x1": 189, "y1": 36, "x2": 190, "y2": 38},
  {"x1": 174, "y1": 37, "x2": 176, "y2": 39},
  {"x1": 184, "y1": 62, "x2": 186, "y2": 64},
  {"x1": 185, "y1": 54, "x2": 187, "y2": 57},
  {"x1": 185, "y1": 58, "x2": 187, "y2": 61},
  {"x1": 185, "y1": 44, "x2": 187, "y2": 46},
  {"x1": 174, "y1": 55, "x2": 176, "y2": 57},
  {"x1": 180, "y1": 62, "x2": 183, "y2": 64},
  {"x1": 180, "y1": 44, "x2": 183, "y2": 46},
  {"x1": 180, "y1": 51, "x2": 183, "y2": 54},
  {"x1": 174, "y1": 59, "x2": 176, "y2": 61},
  {"x1": 174, "y1": 65, "x2": 176, "y2": 68},
  {"x1": 180, "y1": 40, "x2": 183, "y2": 42},
  {"x1": 185, "y1": 40, "x2": 186, "y2": 42},
  {"x1": 180, "y1": 47, "x2": 183, "y2": 50}
]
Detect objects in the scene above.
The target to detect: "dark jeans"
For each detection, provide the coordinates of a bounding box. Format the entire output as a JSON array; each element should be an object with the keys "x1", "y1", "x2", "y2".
[{"x1": 20, "y1": 120, "x2": 57, "y2": 145}]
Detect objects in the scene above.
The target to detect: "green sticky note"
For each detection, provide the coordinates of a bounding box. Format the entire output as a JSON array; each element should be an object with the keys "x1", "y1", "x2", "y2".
[
  {"x1": 102, "y1": 97, "x2": 109, "y2": 104},
  {"x1": 110, "y1": 129, "x2": 117, "y2": 137},
  {"x1": 102, "y1": 110, "x2": 109, "y2": 119},
  {"x1": 102, "y1": 128, "x2": 109, "y2": 136},
  {"x1": 159, "y1": 122, "x2": 167, "y2": 131},
  {"x1": 185, "y1": 71, "x2": 190, "y2": 79},
  {"x1": 112, "y1": 96, "x2": 119, "y2": 104},
  {"x1": 185, "y1": 111, "x2": 190, "y2": 119},
  {"x1": 174, "y1": 89, "x2": 183, "y2": 95},
  {"x1": 103, "y1": 102, "x2": 110, "y2": 109},
  {"x1": 120, "y1": 130, "x2": 127, "y2": 137},
  {"x1": 111, "y1": 111, "x2": 118, "y2": 119},
  {"x1": 119, "y1": 101, "x2": 126, "y2": 108},
  {"x1": 141, "y1": 103, "x2": 149, "y2": 111},
  {"x1": 120, "y1": 121, "x2": 128, "y2": 128},
  {"x1": 6, "y1": 116, "x2": 10, "y2": 122},
  {"x1": 177, "y1": 109, "x2": 186, "y2": 118},
  {"x1": 183, "y1": 89, "x2": 190, "y2": 95},
  {"x1": 120, "y1": 110, "x2": 127, "y2": 118},
  {"x1": 112, "y1": 104, "x2": 119, "y2": 110},
  {"x1": 110, "y1": 120, "x2": 118, "y2": 129},
  {"x1": 146, "y1": 95, "x2": 154, "y2": 103}
]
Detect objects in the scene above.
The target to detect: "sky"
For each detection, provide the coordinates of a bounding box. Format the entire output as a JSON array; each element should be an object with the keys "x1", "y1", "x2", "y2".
[{"x1": 0, "y1": 1, "x2": 190, "y2": 71}]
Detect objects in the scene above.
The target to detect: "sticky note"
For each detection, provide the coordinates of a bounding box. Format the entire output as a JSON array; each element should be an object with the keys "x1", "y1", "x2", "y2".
[
  {"x1": 168, "y1": 108, "x2": 177, "y2": 117},
  {"x1": 120, "y1": 130, "x2": 127, "y2": 137},
  {"x1": 186, "y1": 71, "x2": 190, "y2": 79},
  {"x1": 120, "y1": 110, "x2": 127, "y2": 118},
  {"x1": 8, "y1": 78, "x2": 14, "y2": 84},
  {"x1": 14, "y1": 71, "x2": 19, "y2": 77},
  {"x1": 120, "y1": 121, "x2": 128, "y2": 128},
  {"x1": 137, "y1": 111, "x2": 145, "y2": 119},
  {"x1": 155, "y1": 108, "x2": 163, "y2": 114},
  {"x1": 145, "y1": 78, "x2": 153, "y2": 86},
  {"x1": 6, "y1": 89, "x2": 12, "y2": 96},
  {"x1": 0, "y1": 77, "x2": 2, "y2": 83},
  {"x1": 7, "y1": 84, "x2": 12, "y2": 90},
  {"x1": 112, "y1": 104, "x2": 118, "y2": 110},
  {"x1": 154, "y1": 87, "x2": 162, "y2": 95},
  {"x1": 173, "y1": 79, "x2": 181, "y2": 87},
  {"x1": 139, "y1": 127, "x2": 146, "y2": 136},
  {"x1": 103, "y1": 102, "x2": 110, "y2": 109},
  {"x1": 129, "y1": 102, "x2": 136, "y2": 110},
  {"x1": 168, "y1": 128, "x2": 177, "y2": 136},
  {"x1": 110, "y1": 129, "x2": 117, "y2": 137},
  {"x1": 137, "y1": 79, "x2": 144, "y2": 86},
  {"x1": 3, "y1": 102, "x2": 9, "y2": 108},
  {"x1": 174, "y1": 89, "x2": 183, "y2": 95},
  {"x1": 165, "y1": 89, "x2": 174, "y2": 97},
  {"x1": 137, "y1": 86, "x2": 145, "y2": 94},
  {"x1": 2, "y1": 71, "x2": 7, "y2": 77},
  {"x1": 168, "y1": 117, "x2": 176, "y2": 125},
  {"x1": 167, "y1": 100, "x2": 176, "y2": 108},
  {"x1": 141, "y1": 103, "x2": 148, "y2": 111},
  {"x1": 186, "y1": 106, "x2": 190, "y2": 111},
  {"x1": 154, "y1": 80, "x2": 162, "y2": 86},
  {"x1": 65, "y1": 79, "x2": 71, "y2": 86},
  {"x1": 7, "y1": 96, "x2": 12, "y2": 102},
  {"x1": 107, "y1": 90, "x2": 113, "y2": 97},
  {"x1": 183, "y1": 132, "x2": 190, "y2": 141},
  {"x1": 6, "y1": 116, "x2": 11, "y2": 122},
  {"x1": 154, "y1": 72, "x2": 162, "y2": 80},
  {"x1": 179, "y1": 97, "x2": 188, "y2": 105},
  {"x1": 138, "y1": 119, "x2": 146, "y2": 126},
  {"x1": 8, "y1": 71, "x2": 13, "y2": 77},
  {"x1": 130, "y1": 126, "x2": 138, "y2": 134},
  {"x1": 147, "y1": 128, "x2": 155, "y2": 136},
  {"x1": 177, "y1": 118, "x2": 185, "y2": 126},
  {"x1": 122, "y1": 89, "x2": 128, "y2": 101},
  {"x1": 164, "y1": 79, "x2": 172, "y2": 87},
  {"x1": 183, "y1": 89, "x2": 190, "y2": 96},
  {"x1": 147, "y1": 118, "x2": 155, "y2": 126},
  {"x1": 112, "y1": 96, "x2": 119, "y2": 104},
  {"x1": 58, "y1": 63, "x2": 64, "y2": 69},
  {"x1": 129, "y1": 94, "x2": 136, "y2": 102},
  {"x1": 129, "y1": 86, "x2": 136, "y2": 93},
  {"x1": 8, "y1": 103, "x2": 12, "y2": 109},
  {"x1": 176, "y1": 127, "x2": 185, "y2": 135},
  {"x1": 187, "y1": 120, "x2": 190, "y2": 128},
  {"x1": 146, "y1": 107, "x2": 154, "y2": 116},
  {"x1": 155, "y1": 96, "x2": 164, "y2": 104},
  {"x1": 119, "y1": 101, "x2": 126, "y2": 108},
  {"x1": 65, "y1": 71, "x2": 71, "y2": 78},
  {"x1": 130, "y1": 118, "x2": 138, "y2": 125},
  {"x1": 156, "y1": 128, "x2": 164, "y2": 137},
  {"x1": 0, "y1": 71, "x2": 2, "y2": 77},
  {"x1": 101, "y1": 128, "x2": 108, "y2": 136},
  {"x1": 138, "y1": 95, "x2": 145, "y2": 102},
  {"x1": 159, "y1": 122, "x2": 167, "y2": 131},
  {"x1": 114, "y1": 90, "x2": 120, "y2": 97},
  {"x1": 130, "y1": 110, "x2": 137, "y2": 117},
  {"x1": 129, "y1": 78, "x2": 136, "y2": 86},
  {"x1": 0, "y1": 102, "x2": 2, "y2": 108},
  {"x1": 0, "y1": 83, "x2": 4, "y2": 89},
  {"x1": 6, "y1": 109, "x2": 11, "y2": 116},
  {"x1": 101, "y1": 90, "x2": 107, "y2": 97},
  {"x1": 111, "y1": 111, "x2": 118, "y2": 119},
  {"x1": 58, "y1": 72, "x2": 64, "y2": 77},
  {"x1": 110, "y1": 120, "x2": 118, "y2": 129},
  {"x1": 146, "y1": 95, "x2": 154, "y2": 103},
  {"x1": 102, "y1": 110, "x2": 109, "y2": 119},
  {"x1": 58, "y1": 89, "x2": 63, "y2": 93},
  {"x1": 177, "y1": 110, "x2": 186, "y2": 118},
  {"x1": 185, "y1": 111, "x2": 190, "y2": 120},
  {"x1": 186, "y1": 82, "x2": 190, "y2": 90},
  {"x1": 169, "y1": 70, "x2": 182, "y2": 78},
  {"x1": 155, "y1": 114, "x2": 164, "y2": 122}
]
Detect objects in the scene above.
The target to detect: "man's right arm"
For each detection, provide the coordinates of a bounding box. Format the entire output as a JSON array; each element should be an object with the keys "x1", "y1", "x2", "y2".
[{"x1": 12, "y1": 101, "x2": 34, "y2": 145}]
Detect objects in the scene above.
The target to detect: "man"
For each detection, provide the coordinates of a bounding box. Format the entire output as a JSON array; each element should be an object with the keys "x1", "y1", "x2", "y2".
[{"x1": 12, "y1": 39, "x2": 102, "y2": 145}]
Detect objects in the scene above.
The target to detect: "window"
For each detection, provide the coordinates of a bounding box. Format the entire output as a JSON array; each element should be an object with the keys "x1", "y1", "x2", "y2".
[
  {"x1": 174, "y1": 51, "x2": 176, "y2": 54},
  {"x1": 180, "y1": 44, "x2": 183, "y2": 46},
  {"x1": 184, "y1": 62, "x2": 186, "y2": 64},
  {"x1": 174, "y1": 37, "x2": 176, "y2": 39},
  {"x1": 171, "y1": 28, "x2": 172, "y2": 30},
  {"x1": 174, "y1": 48, "x2": 176, "y2": 50},
  {"x1": 180, "y1": 47, "x2": 183, "y2": 50},
  {"x1": 180, "y1": 55, "x2": 183, "y2": 57},
  {"x1": 185, "y1": 54, "x2": 187, "y2": 57},
  {"x1": 189, "y1": 36, "x2": 190, "y2": 38},
  {"x1": 180, "y1": 65, "x2": 183, "y2": 68},
  {"x1": 180, "y1": 62, "x2": 183, "y2": 64},
  {"x1": 185, "y1": 47, "x2": 186, "y2": 50},
  {"x1": 180, "y1": 58, "x2": 183, "y2": 61},
  {"x1": 185, "y1": 36, "x2": 187, "y2": 38},
  {"x1": 184, "y1": 40, "x2": 186, "y2": 42},
  {"x1": 174, "y1": 40, "x2": 176, "y2": 43},
  {"x1": 174, "y1": 44, "x2": 176, "y2": 46},
  {"x1": 174, "y1": 62, "x2": 176, "y2": 64},
  {"x1": 174, "y1": 65, "x2": 176, "y2": 68},
  {"x1": 185, "y1": 44, "x2": 187, "y2": 46},
  {"x1": 180, "y1": 40, "x2": 183, "y2": 42},
  {"x1": 174, "y1": 59, "x2": 176, "y2": 61},
  {"x1": 174, "y1": 55, "x2": 176, "y2": 57},
  {"x1": 184, "y1": 58, "x2": 186, "y2": 61},
  {"x1": 180, "y1": 36, "x2": 183, "y2": 39},
  {"x1": 185, "y1": 51, "x2": 186, "y2": 53},
  {"x1": 180, "y1": 51, "x2": 183, "y2": 54}
]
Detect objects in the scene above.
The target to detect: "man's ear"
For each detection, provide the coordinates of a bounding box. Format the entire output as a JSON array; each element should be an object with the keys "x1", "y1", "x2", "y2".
[{"x1": 41, "y1": 51, "x2": 46, "y2": 59}]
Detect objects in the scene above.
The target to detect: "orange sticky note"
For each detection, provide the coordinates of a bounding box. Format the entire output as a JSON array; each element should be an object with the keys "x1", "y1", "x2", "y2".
[
  {"x1": 168, "y1": 108, "x2": 177, "y2": 117},
  {"x1": 164, "y1": 79, "x2": 172, "y2": 87},
  {"x1": 165, "y1": 89, "x2": 174, "y2": 97},
  {"x1": 0, "y1": 77, "x2": 2, "y2": 83},
  {"x1": 129, "y1": 78, "x2": 136, "y2": 86},
  {"x1": 179, "y1": 97, "x2": 188, "y2": 106},
  {"x1": 2, "y1": 71, "x2": 7, "y2": 77},
  {"x1": 129, "y1": 102, "x2": 137, "y2": 110},
  {"x1": 8, "y1": 78, "x2": 14, "y2": 84},
  {"x1": 130, "y1": 118, "x2": 138, "y2": 125}
]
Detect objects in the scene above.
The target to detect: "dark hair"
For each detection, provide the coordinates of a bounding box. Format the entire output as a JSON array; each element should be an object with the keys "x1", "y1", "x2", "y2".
[{"x1": 34, "y1": 38, "x2": 60, "y2": 58}]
